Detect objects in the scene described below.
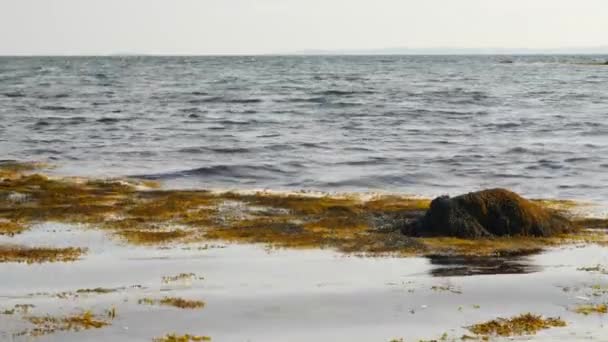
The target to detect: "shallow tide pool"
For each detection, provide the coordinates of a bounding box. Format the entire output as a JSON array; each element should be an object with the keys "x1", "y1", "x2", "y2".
[{"x1": 0, "y1": 223, "x2": 607, "y2": 341}]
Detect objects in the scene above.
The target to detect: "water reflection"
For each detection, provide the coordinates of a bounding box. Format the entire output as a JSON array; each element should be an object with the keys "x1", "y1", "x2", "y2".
[{"x1": 427, "y1": 254, "x2": 542, "y2": 277}]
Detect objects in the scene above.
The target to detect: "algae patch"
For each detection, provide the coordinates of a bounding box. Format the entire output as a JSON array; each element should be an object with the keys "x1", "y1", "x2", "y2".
[
  {"x1": 467, "y1": 313, "x2": 566, "y2": 337},
  {"x1": 117, "y1": 229, "x2": 191, "y2": 245},
  {"x1": 430, "y1": 285, "x2": 462, "y2": 294},
  {"x1": 0, "y1": 245, "x2": 86, "y2": 263},
  {"x1": 574, "y1": 304, "x2": 607, "y2": 315},
  {"x1": 21, "y1": 310, "x2": 112, "y2": 336},
  {"x1": 153, "y1": 334, "x2": 211, "y2": 342},
  {"x1": 162, "y1": 273, "x2": 203, "y2": 285},
  {"x1": 139, "y1": 297, "x2": 205, "y2": 309},
  {"x1": 577, "y1": 264, "x2": 608, "y2": 274},
  {"x1": 1, "y1": 304, "x2": 35, "y2": 315},
  {"x1": 0, "y1": 219, "x2": 28, "y2": 235},
  {"x1": 76, "y1": 287, "x2": 119, "y2": 294},
  {"x1": 0, "y1": 162, "x2": 605, "y2": 257}
]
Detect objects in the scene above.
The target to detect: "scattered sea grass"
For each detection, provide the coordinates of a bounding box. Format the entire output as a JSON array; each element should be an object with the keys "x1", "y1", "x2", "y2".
[
  {"x1": 23, "y1": 310, "x2": 111, "y2": 336},
  {"x1": 0, "y1": 245, "x2": 86, "y2": 263},
  {"x1": 574, "y1": 304, "x2": 607, "y2": 315},
  {"x1": 577, "y1": 265, "x2": 608, "y2": 274},
  {"x1": 467, "y1": 313, "x2": 566, "y2": 337},
  {"x1": 162, "y1": 273, "x2": 199, "y2": 284},
  {"x1": 154, "y1": 334, "x2": 211, "y2": 342},
  {"x1": 75, "y1": 287, "x2": 118, "y2": 294},
  {"x1": 1, "y1": 304, "x2": 34, "y2": 315},
  {"x1": 139, "y1": 297, "x2": 205, "y2": 309},
  {"x1": 430, "y1": 285, "x2": 462, "y2": 294}
]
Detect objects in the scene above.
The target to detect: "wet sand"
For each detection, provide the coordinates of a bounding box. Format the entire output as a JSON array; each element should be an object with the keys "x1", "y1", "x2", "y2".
[{"x1": 1, "y1": 223, "x2": 607, "y2": 341}]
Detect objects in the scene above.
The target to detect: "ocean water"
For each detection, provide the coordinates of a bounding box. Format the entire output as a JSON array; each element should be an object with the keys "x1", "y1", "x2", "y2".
[{"x1": 1, "y1": 55, "x2": 608, "y2": 202}]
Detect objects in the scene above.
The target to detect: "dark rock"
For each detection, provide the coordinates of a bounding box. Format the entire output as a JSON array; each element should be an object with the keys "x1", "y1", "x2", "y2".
[{"x1": 404, "y1": 188, "x2": 575, "y2": 238}]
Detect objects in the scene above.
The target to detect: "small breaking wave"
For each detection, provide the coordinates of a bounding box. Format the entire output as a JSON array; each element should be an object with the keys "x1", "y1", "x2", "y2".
[{"x1": 134, "y1": 164, "x2": 293, "y2": 181}]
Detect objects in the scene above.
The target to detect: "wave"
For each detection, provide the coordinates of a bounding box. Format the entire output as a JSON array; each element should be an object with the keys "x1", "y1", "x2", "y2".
[
  {"x1": 275, "y1": 97, "x2": 327, "y2": 103},
  {"x1": 564, "y1": 157, "x2": 591, "y2": 163},
  {"x1": 36, "y1": 93, "x2": 70, "y2": 99},
  {"x1": 3, "y1": 92, "x2": 26, "y2": 98},
  {"x1": 189, "y1": 96, "x2": 262, "y2": 104},
  {"x1": 485, "y1": 122, "x2": 522, "y2": 129},
  {"x1": 135, "y1": 164, "x2": 291, "y2": 180},
  {"x1": 40, "y1": 105, "x2": 76, "y2": 111},
  {"x1": 299, "y1": 142, "x2": 331, "y2": 150},
  {"x1": 177, "y1": 147, "x2": 252, "y2": 154},
  {"x1": 97, "y1": 117, "x2": 132, "y2": 124},
  {"x1": 313, "y1": 90, "x2": 375, "y2": 96},
  {"x1": 318, "y1": 174, "x2": 414, "y2": 189},
  {"x1": 506, "y1": 147, "x2": 530, "y2": 154},
  {"x1": 33, "y1": 116, "x2": 88, "y2": 126},
  {"x1": 335, "y1": 157, "x2": 391, "y2": 166}
]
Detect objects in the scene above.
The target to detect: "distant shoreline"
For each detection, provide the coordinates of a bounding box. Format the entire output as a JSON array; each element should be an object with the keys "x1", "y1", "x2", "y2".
[{"x1": 1, "y1": 53, "x2": 608, "y2": 58}]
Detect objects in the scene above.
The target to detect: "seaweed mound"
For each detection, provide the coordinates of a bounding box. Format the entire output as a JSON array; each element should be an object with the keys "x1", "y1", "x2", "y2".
[{"x1": 403, "y1": 188, "x2": 575, "y2": 238}]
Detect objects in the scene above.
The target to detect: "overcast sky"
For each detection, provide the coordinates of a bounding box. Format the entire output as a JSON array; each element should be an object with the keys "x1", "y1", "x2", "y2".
[{"x1": 1, "y1": 0, "x2": 607, "y2": 55}]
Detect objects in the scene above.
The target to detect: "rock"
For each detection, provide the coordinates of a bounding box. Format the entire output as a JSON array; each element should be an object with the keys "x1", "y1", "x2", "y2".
[{"x1": 403, "y1": 188, "x2": 575, "y2": 238}]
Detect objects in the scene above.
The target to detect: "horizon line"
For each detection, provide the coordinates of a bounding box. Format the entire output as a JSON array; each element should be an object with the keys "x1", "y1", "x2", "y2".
[
  {"x1": 2, "y1": 46, "x2": 608, "y2": 57},
  {"x1": 1, "y1": 53, "x2": 608, "y2": 58}
]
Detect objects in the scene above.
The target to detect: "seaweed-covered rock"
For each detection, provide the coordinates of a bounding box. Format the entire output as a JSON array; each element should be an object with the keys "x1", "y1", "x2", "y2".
[{"x1": 404, "y1": 188, "x2": 575, "y2": 238}]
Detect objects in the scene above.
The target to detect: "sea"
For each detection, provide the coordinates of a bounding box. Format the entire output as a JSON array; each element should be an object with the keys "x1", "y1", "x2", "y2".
[{"x1": 1, "y1": 55, "x2": 607, "y2": 203}]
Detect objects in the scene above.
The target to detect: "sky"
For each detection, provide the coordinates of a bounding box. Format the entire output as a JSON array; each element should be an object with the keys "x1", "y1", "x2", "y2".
[{"x1": 1, "y1": 0, "x2": 607, "y2": 55}]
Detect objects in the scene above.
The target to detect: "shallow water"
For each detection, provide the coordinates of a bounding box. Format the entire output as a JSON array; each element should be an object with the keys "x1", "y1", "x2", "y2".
[
  {"x1": 2, "y1": 56, "x2": 608, "y2": 203},
  {"x1": 1, "y1": 223, "x2": 607, "y2": 341}
]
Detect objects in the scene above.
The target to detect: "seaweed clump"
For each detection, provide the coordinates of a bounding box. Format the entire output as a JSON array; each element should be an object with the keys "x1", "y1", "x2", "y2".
[
  {"x1": 154, "y1": 334, "x2": 211, "y2": 342},
  {"x1": 574, "y1": 304, "x2": 607, "y2": 315},
  {"x1": 406, "y1": 189, "x2": 576, "y2": 238},
  {"x1": 23, "y1": 310, "x2": 111, "y2": 336},
  {"x1": 467, "y1": 313, "x2": 566, "y2": 337},
  {"x1": 117, "y1": 229, "x2": 190, "y2": 245},
  {"x1": 139, "y1": 297, "x2": 205, "y2": 309},
  {"x1": 0, "y1": 219, "x2": 28, "y2": 235},
  {"x1": 0, "y1": 245, "x2": 86, "y2": 263}
]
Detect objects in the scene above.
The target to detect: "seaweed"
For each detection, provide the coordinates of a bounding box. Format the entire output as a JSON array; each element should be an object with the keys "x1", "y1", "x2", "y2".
[
  {"x1": 0, "y1": 245, "x2": 86, "y2": 263},
  {"x1": 162, "y1": 273, "x2": 200, "y2": 284},
  {"x1": 154, "y1": 334, "x2": 211, "y2": 342},
  {"x1": 23, "y1": 310, "x2": 111, "y2": 336},
  {"x1": 76, "y1": 287, "x2": 118, "y2": 294},
  {"x1": 0, "y1": 220, "x2": 28, "y2": 235},
  {"x1": 467, "y1": 313, "x2": 566, "y2": 337},
  {"x1": 573, "y1": 218, "x2": 608, "y2": 229},
  {"x1": 574, "y1": 304, "x2": 607, "y2": 315},
  {"x1": 0, "y1": 162, "x2": 605, "y2": 257},
  {"x1": 430, "y1": 285, "x2": 462, "y2": 294},
  {"x1": 117, "y1": 229, "x2": 191, "y2": 245},
  {"x1": 139, "y1": 297, "x2": 205, "y2": 309}
]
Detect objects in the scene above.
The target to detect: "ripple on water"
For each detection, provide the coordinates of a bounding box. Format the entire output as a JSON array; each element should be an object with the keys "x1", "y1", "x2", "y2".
[{"x1": 2, "y1": 55, "x2": 608, "y2": 202}]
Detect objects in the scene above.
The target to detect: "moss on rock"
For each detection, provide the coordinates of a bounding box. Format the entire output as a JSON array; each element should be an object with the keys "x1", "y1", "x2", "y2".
[{"x1": 406, "y1": 188, "x2": 576, "y2": 238}]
